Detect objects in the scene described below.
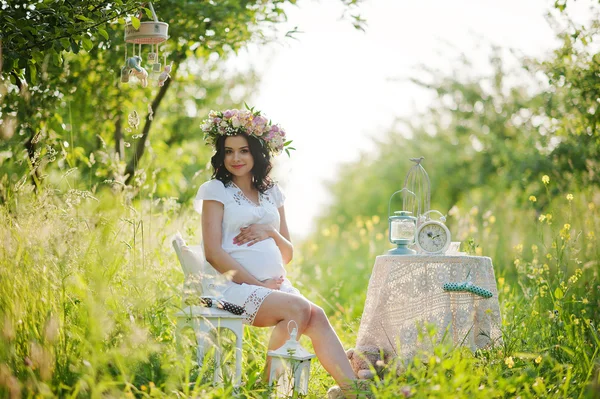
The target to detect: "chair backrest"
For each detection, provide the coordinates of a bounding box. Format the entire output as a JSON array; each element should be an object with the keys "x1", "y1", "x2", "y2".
[
  {"x1": 172, "y1": 232, "x2": 227, "y2": 298},
  {"x1": 172, "y1": 232, "x2": 205, "y2": 277}
]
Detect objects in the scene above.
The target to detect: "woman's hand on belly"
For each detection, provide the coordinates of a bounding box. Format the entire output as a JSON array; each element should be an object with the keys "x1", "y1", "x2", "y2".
[
  {"x1": 261, "y1": 276, "x2": 284, "y2": 290},
  {"x1": 233, "y1": 224, "x2": 274, "y2": 246}
]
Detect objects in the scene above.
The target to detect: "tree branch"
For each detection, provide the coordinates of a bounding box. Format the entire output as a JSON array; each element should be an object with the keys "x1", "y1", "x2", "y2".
[
  {"x1": 124, "y1": 75, "x2": 173, "y2": 185},
  {"x1": 114, "y1": 112, "x2": 124, "y2": 161}
]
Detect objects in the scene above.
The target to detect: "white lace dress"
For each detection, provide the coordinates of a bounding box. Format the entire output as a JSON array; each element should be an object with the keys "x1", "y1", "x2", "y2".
[{"x1": 194, "y1": 179, "x2": 301, "y2": 324}]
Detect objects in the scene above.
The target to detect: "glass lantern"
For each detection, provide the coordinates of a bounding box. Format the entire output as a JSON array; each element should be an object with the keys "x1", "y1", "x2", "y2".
[
  {"x1": 388, "y1": 188, "x2": 417, "y2": 255},
  {"x1": 267, "y1": 321, "x2": 315, "y2": 397}
]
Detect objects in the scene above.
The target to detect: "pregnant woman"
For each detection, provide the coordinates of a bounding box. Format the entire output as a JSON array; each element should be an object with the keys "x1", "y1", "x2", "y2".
[{"x1": 195, "y1": 109, "x2": 361, "y2": 398}]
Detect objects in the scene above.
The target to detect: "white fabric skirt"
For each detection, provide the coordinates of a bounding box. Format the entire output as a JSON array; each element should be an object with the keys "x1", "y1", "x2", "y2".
[{"x1": 220, "y1": 278, "x2": 302, "y2": 325}]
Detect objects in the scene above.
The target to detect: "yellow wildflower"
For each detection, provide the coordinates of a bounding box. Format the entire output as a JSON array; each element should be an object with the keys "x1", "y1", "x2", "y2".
[
  {"x1": 498, "y1": 277, "x2": 505, "y2": 287},
  {"x1": 489, "y1": 215, "x2": 496, "y2": 224},
  {"x1": 535, "y1": 355, "x2": 542, "y2": 364},
  {"x1": 583, "y1": 298, "x2": 589, "y2": 304},
  {"x1": 566, "y1": 193, "x2": 573, "y2": 201},
  {"x1": 542, "y1": 175, "x2": 550, "y2": 184},
  {"x1": 141, "y1": 386, "x2": 147, "y2": 392},
  {"x1": 538, "y1": 214, "x2": 546, "y2": 222},
  {"x1": 560, "y1": 224, "x2": 571, "y2": 241},
  {"x1": 505, "y1": 357, "x2": 515, "y2": 368},
  {"x1": 529, "y1": 195, "x2": 537, "y2": 202}
]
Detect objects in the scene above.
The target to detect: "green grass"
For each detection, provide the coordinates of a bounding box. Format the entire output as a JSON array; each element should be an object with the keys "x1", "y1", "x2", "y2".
[{"x1": 0, "y1": 180, "x2": 598, "y2": 398}]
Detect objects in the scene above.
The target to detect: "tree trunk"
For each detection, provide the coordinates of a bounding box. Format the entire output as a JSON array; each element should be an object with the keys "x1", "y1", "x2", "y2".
[{"x1": 114, "y1": 113, "x2": 124, "y2": 161}]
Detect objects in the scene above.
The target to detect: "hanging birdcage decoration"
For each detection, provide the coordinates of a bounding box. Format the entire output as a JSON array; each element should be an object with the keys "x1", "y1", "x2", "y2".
[
  {"x1": 121, "y1": 2, "x2": 171, "y2": 87},
  {"x1": 403, "y1": 156, "x2": 431, "y2": 220}
]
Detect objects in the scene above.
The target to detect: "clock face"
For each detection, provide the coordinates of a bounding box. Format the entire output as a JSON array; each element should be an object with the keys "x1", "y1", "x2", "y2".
[{"x1": 417, "y1": 222, "x2": 450, "y2": 253}]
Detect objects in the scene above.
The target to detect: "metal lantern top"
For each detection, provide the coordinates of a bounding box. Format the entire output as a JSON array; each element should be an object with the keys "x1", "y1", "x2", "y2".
[
  {"x1": 124, "y1": 2, "x2": 169, "y2": 45},
  {"x1": 267, "y1": 321, "x2": 315, "y2": 361},
  {"x1": 403, "y1": 156, "x2": 430, "y2": 219}
]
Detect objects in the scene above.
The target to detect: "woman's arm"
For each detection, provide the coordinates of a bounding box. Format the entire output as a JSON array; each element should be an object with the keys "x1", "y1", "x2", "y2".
[
  {"x1": 273, "y1": 205, "x2": 293, "y2": 264},
  {"x1": 202, "y1": 199, "x2": 281, "y2": 287}
]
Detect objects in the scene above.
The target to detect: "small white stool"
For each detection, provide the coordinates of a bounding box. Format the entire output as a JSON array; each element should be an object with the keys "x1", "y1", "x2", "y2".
[
  {"x1": 175, "y1": 306, "x2": 243, "y2": 386},
  {"x1": 172, "y1": 233, "x2": 244, "y2": 386}
]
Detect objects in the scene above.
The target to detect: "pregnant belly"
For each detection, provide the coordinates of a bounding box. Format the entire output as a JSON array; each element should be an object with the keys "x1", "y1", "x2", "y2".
[{"x1": 227, "y1": 238, "x2": 285, "y2": 281}]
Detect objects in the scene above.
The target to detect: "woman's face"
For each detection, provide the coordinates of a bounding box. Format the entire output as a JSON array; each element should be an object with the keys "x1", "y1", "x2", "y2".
[{"x1": 224, "y1": 135, "x2": 254, "y2": 178}]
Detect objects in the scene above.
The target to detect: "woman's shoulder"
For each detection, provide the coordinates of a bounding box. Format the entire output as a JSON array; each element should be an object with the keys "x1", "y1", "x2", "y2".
[
  {"x1": 200, "y1": 179, "x2": 226, "y2": 190},
  {"x1": 266, "y1": 182, "x2": 286, "y2": 207},
  {"x1": 196, "y1": 179, "x2": 229, "y2": 204}
]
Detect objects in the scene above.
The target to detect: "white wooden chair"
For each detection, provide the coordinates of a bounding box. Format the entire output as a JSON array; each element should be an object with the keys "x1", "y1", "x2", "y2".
[{"x1": 172, "y1": 233, "x2": 244, "y2": 386}]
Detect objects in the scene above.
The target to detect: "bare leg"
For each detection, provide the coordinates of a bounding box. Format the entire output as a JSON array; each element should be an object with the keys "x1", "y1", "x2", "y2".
[
  {"x1": 253, "y1": 291, "x2": 356, "y2": 388},
  {"x1": 303, "y1": 303, "x2": 356, "y2": 386}
]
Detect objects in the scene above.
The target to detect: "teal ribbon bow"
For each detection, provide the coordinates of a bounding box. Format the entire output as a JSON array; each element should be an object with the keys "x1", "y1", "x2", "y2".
[{"x1": 443, "y1": 271, "x2": 493, "y2": 298}]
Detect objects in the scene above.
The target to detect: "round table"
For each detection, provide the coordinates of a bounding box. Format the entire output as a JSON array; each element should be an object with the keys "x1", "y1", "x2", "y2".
[{"x1": 354, "y1": 255, "x2": 502, "y2": 362}]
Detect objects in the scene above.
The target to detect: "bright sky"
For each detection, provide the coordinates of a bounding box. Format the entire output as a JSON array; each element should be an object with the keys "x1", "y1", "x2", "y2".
[{"x1": 232, "y1": 0, "x2": 590, "y2": 239}]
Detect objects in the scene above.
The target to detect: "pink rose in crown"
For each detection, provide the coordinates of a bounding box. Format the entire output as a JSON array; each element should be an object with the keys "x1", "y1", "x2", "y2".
[
  {"x1": 252, "y1": 116, "x2": 268, "y2": 136},
  {"x1": 270, "y1": 125, "x2": 280, "y2": 133},
  {"x1": 231, "y1": 116, "x2": 241, "y2": 128},
  {"x1": 223, "y1": 110, "x2": 235, "y2": 119}
]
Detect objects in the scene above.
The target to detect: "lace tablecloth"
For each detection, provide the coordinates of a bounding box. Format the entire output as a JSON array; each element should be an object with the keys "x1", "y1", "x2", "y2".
[{"x1": 355, "y1": 255, "x2": 502, "y2": 361}]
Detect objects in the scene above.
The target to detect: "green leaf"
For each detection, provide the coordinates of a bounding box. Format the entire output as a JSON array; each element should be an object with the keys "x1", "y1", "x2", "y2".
[
  {"x1": 60, "y1": 38, "x2": 71, "y2": 50},
  {"x1": 97, "y1": 28, "x2": 109, "y2": 40},
  {"x1": 554, "y1": 287, "x2": 564, "y2": 300},
  {"x1": 143, "y1": 7, "x2": 154, "y2": 20},
  {"x1": 130, "y1": 16, "x2": 141, "y2": 30},
  {"x1": 284, "y1": 140, "x2": 293, "y2": 146},
  {"x1": 81, "y1": 37, "x2": 94, "y2": 51},
  {"x1": 28, "y1": 62, "x2": 37, "y2": 85},
  {"x1": 75, "y1": 14, "x2": 93, "y2": 23},
  {"x1": 52, "y1": 52, "x2": 63, "y2": 66},
  {"x1": 70, "y1": 39, "x2": 80, "y2": 54}
]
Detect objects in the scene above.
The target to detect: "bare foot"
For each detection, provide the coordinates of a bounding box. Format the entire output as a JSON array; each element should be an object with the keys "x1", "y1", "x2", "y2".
[{"x1": 327, "y1": 381, "x2": 372, "y2": 399}]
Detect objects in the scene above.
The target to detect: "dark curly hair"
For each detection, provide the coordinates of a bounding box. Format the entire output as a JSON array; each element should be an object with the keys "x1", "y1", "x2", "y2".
[{"x1": 210, "y1": 133, "x2": 274, "y2": 193}]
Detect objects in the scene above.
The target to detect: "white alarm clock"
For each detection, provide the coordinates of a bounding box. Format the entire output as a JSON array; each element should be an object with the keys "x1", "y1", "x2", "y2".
[{"x1": 415, "y1": 210, "x2": 451, "y2": 255}]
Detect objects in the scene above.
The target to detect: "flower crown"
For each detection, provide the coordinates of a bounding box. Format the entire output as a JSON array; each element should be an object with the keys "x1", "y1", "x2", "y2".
[{"x1": 201, "y1": 107, "x2": 294, "y2": 157}]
